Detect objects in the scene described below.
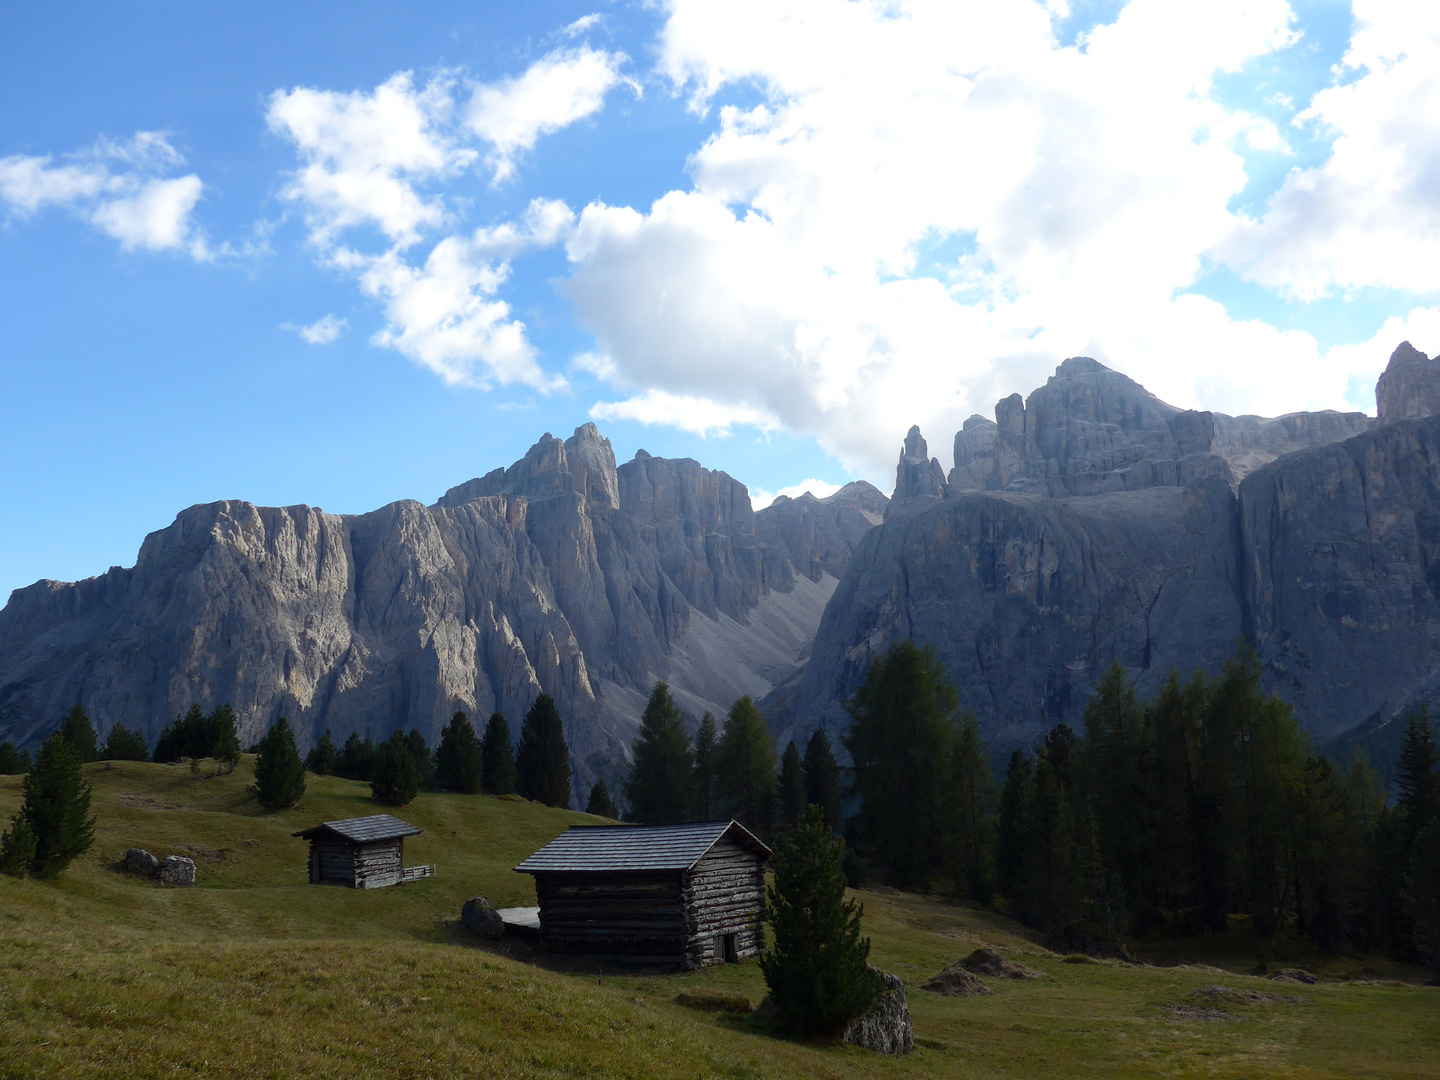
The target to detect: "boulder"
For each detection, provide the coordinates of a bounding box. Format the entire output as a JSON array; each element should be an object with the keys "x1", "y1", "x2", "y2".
[
  {"x1": 960, "y1": 946, "x2": 1042, "y2": 980},
  {"x1": 121, "y1": 848, "x2": 160, "y2": 877},
  {"x1": 842, "y1": 972, "x2": 914, "y2": 1056},
  {"x1": 461, "y1": 896, "x2": 505, "y2": 940},
  {"x1": 921, "y1": 966, "x2": 993, "y2": 997},
  {"x1": 158, "y1": 855, "x2": 196, "y2": 886}
]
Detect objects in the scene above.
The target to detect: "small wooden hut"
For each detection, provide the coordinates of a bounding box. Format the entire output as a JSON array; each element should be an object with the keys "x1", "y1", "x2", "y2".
[
  {"x1": 292, "y1": 814, "x2": 433, "y2": 889},
  {"x1": 514, "y1": 820, "x2": 771, "y2": 968}
]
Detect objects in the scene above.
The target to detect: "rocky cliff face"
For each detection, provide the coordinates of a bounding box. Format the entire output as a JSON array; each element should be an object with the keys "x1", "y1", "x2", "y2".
[
  {"x1": 0, "y1": 423, "x2": 885, "y2": 802},
  {"x1": 773, "y1": 349, "x2": 1439, "y2": 749},
  {"x1": 1376, "y1": 341, "x2": 1440, "y2": 424}
]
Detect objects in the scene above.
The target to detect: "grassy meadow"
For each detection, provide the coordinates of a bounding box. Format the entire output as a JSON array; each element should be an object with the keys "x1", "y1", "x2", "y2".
[{"x1": 0, "y1": 756, "x2": 1435, "y2": 1079}]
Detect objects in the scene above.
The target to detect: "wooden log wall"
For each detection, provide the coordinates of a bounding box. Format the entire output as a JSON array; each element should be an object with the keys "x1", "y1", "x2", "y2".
[
  {"x1": 534, "y1": 872, "x2": 689, "y2": 961},
  {"x1": 681, "y1": 839, "x2": 766, "y2": 968},
  {"x1": 353, "y1": 840, "x2": 403, "y2": 889},
  {"x1": 309, "y1": 838, "x2": 356, "y2": 885}
]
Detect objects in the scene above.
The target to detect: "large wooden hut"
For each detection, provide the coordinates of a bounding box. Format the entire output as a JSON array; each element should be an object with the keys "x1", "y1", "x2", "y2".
[
  {"x1": 293, "y1": 814, "x2": 433, "y2": 889},
  {"x1": 514, "y1": 820, "x2": 771, "y2": 968}
]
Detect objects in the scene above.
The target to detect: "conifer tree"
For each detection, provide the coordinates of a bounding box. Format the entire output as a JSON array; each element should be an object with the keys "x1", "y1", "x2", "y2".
[
  {"x1": 59, "y1": 703, "x2": 98, "y2": 763},
  {"x1": 625, "y1": 681, "x2": 694, "y2": 824},
  {"x1": 207, "y1": 705, "x2": 241, "y2": 773},
  {"x1": 336, "y1": 732, "x2": 377, "y2": 781},
  {"x1": 434, "y1": 711, "x2": 483, "y2": 793},
  {"x1": 306, "y1": 730, "x2": 338, "y2": 776},
  {"x1": 516, "y1": 694, "x2": 572, "y2": 807},
  {"x1": 252, "y1": 717, "x2": 306, "y2": 810},
  {"x1": 802, "y1": 728, "x2": 842, "y2": 831},
  {"x1": 777, "y1": 740, "x2": 806, "y2": 828},
  {"x1": 995, "y1": 750, "x2": 1033, "y2": 917},
  {"x1": 481, "y1": 713, "x2": 518, "y2": 795},
  {"x1": 760, "y1": 805, "x2": 885, "y2": 1037},
  {"x1": 1409, "y1": 820, "x2": 1440, "y2": 980},
  {"x1": 101, "y1": 723, "x2": 150, "y2": 762},
  {"x1": 1081, "y1": 664, "x2": 1149, "y2": 918},
  {"x1": 405, "y1": 729, "x2": 436, "y2": 791},
  {"x1": 586, "y1": 778, "x2": 618, "y2": 819},
  {"x1": 154, "y1": 704, "x2": 208, "y2": 763},
  {"x1": 371, "y1": 731, "x2": 420, "y2": 806},
  {"x1": 4, "y1": 732, "x2": 95, "y2": 878},
  {"x1": 843, "y1": 640, "x2": 958, "y2": 888},
  {"x1": 693, "y1": 711, "x2": 719, "y2": 820},
  {"x1": 0, "y1": 741, "x2": 30, "y2": 775},
  {"x1": 946, "y1": 711, "x2": 994, "y2": 903},
  {"x1": 718, "y1": 695, "x2": 776, "y2": 829},
  {"x1": 1396, "y1": 708, "x2": 1438, "y2": 847}
]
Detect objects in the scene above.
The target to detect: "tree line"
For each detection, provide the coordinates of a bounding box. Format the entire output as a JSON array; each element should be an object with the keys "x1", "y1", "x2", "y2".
[
  {"x1": 620, "y1": 681, "x2": 842, "y2": 836},
  {"x1": 843, "y1": 639, "x2": 1440, "y2": 975}
]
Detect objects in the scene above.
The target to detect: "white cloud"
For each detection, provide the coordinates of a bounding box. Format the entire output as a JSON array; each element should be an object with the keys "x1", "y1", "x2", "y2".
[
  {"x1": 267, "y1": 72, "x2": 474, "y2": 248},
  {"x1": 549, "y1": 0, "x2": 1420, "y2": 479},
  {"x1": 466, "y1": 46, "x2": 636, "y2": 181},
  {"x1": 288, "y1": 314, "x2": 348, "y2": 344},
  {"x1": 1219, "y1": 1, "x2": 1440, "y2": 298},
  {"x1": 590, "y1": 388, "x2": 779, "y2": 437},
  {"x1": 750, "y1": 478, "x2": 843, "y2": 510},
  {"x1": 0, "y1": 132, "x2": 209, "y2": 258},
  {"x1": 562, "y1": 14, "x2": 603, "y2": 38}
]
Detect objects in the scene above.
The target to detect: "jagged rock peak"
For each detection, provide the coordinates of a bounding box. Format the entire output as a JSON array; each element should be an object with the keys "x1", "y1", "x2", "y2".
[
  {"x1": 1376, "y1": 341, "x2": 1440, "y2": 425},
  {"x1": 950, "y1": 414, "x2": 998, "y2": 494},
  {"x1": 564, "y1": 423, "x2": 620, "y2": 510},
  {"x1": 437, "y1": 425, "x2": 620, "y2": 509},
  {"x1": 887, "y1": 426, "x2": 948, "y2": 517}
]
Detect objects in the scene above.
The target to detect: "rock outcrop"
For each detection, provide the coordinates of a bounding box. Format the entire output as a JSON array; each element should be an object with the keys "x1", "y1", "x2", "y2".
[
  {"x1": 842, "y1": 972, "x2": 914, "y2": 1055},
  {"x1": 773, "y1": 350, "x2": 1440, "y2": 750},
  {"x1": 461, "y1": 896, "x2": 505, "y2": 940},
  {"x1": 886, "y1": 426, "x2": 948, "y2": 517},
  {"x1": 0, "y1": 424, "x2": 884, "y2": 803},
  {"x1": 948, "y1": 414, "x2": 998, "y2": 492},
  {"x1": 1376, "y1": 341, "x2": 1440, "y2": 425}
]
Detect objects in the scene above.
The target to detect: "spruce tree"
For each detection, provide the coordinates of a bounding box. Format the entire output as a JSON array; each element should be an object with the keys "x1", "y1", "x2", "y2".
[
  {"x1": 760, "y1": 805, "x2": 885, "y2": 1037},
  {"x1": 777, "y1": 740, "x2": 806, "y2": 828},
  {"x1": 481, "y1": 713, "x2": 518, "y2": 795},
  {"x1": 0, "y1": 741, "x2": 30, "y2": 775},
  {"x1": 624, "y1": 681, "x2": 694, "y2": 824},
  {"x1": 693, "y1": 711, "x2": 719, "y2": 820},
  {"x1": 946, "y1": 711, "x2": 994, "y2": 903},
  {"x1": 717, "y1": 695, "x2": 776, "y2": 829},
  {"x1": 435, "y1": 711, "x2": 484, "y2": 793},
  {"x1": 1396, "y1": 708, "x2": 1438, "y2": 847},
  {"x1": 101, "y1": 723, "x2": 150, "y2": 762},
  {"x1": 9, "y1": 732, "x2": 95, "y2": 878},
  {"x1": 405, "y1": 729, "x2": 436, "y2": 791},
  {"x1": 802, "y1": 728, "x2": 842, "y2": 831},
  {"x1": 306, "y1": 729, "x2": 338, "y2": 775},
  {"x1": 586, "y1": 778, "x2": 618, "y2": 819},
  {"x1": 1409, "y1": 820, "x2": 1440, "y2": 980},
  {"x1": 1080, "y1": 664, "x2": 1148, "y2": 919},
  {"x1": 995, "y1": 750, "x2": 1034, "y2": 917},
  {"x1": 59, "y1": 703, "x2": 98, "y2": 763},
  {"x1": 336, "y1": 732, "x2": 377, "y2": 781},
  {"x1": 0, "y1": 814, "x2": 37, "y2": 877},
  {"x1": 843, "y1": 640, "x2": 958, "y2": 888},
  {"x1": 207, "y1": 705, "x2": 241, "y2": 773},
  {"x1": 154, "y1": 704, "x2": 208, "y2": 762},
  {"x1": 252, "y1": 717, "x2": 306, "y2": 810},
  {"x1": 371, "y1": 732, "x2": 420, "y2": 806},
  {"x1": 516, "y1": 694, "x2": 572, "y2": 807}
]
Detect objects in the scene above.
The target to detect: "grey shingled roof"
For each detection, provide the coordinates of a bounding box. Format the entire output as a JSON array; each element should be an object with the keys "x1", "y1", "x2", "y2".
[
  {"x1": 292, "y1": 814, "x2": 421, "y2": 843},
  {"x1": 514, "y1": 820, "x2": 770, "y2": 874}
]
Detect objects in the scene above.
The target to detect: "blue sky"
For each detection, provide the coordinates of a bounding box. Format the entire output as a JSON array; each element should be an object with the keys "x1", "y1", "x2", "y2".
[{"x1": 3, "y1": 0, "x2": 1439, "y2": 601}]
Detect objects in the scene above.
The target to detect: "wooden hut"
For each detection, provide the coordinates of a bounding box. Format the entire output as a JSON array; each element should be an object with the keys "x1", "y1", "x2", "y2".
[
  {"x1": 514, "y1": 820, "x2": 771, "y2": 968},
  {"x1": 292, "y1": 814, "x2": 434, "y2": 889}
]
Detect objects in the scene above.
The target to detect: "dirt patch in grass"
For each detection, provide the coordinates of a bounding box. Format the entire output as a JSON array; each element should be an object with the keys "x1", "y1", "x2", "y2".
[
  {"x1": 117, "y1": 793, "x2": 183, "y2": 810},
  {"x1": 961, "y1": 946, "x2": 1042, "y2": 980},
  {"x1": 1162, "y1": 1004, "x2": 1246, "y2": 1022}
]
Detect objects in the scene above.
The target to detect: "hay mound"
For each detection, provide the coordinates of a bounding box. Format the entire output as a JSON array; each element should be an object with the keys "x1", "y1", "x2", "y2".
[
  {"x1": 1268, "y1": 968, "x2": 1318, "y2": 985},
  {"x1": 1190, "y1": 985, "x2": 1308, "y2": 1007},
  {"x1": 922, "y1": 966, "x2": 994, "y2": 997},
  {"x1": 961, "y1": 947, "x2": 1042, "y2": 980},
  {"x1": 1162, "y1": 1004, "x2": 1244, "y2": 1023}
]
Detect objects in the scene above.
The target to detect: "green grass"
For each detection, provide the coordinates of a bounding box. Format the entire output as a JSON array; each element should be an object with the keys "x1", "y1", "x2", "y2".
[{"x1": 1, "y1": 758, "x2": 1436, "y2": 1079}]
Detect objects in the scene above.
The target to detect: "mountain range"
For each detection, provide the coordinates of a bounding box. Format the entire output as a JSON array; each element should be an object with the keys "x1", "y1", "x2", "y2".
[{"x1": 3, "y1": 342, "x2": 1438, "y2": 801}]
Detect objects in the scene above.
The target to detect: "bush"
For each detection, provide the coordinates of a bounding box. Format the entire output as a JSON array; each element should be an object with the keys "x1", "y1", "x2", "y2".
[
  {"x1": 371, "y1": 732, "x2": 420, "y2": 807},
  {"x1": 760, "y1": 805, "x2": 884, "y2": 1037},
  {"x1": 252, "y1": 717, "x2": 306, "y2": 810}
]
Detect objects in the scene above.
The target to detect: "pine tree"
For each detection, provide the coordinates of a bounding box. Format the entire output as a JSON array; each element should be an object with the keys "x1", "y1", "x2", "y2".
[
  {"x1": 371, "y1": 732, "x2": 420, "y2": 806},
  {"x1": 995, "y1": 750, "x2": 1033, "y2": 917},
  {"x1": 435, "y1": 712, "x2": 483, "y2": 793},
  {"x1": 101, "y1": 723, "x2": 150, "y2": 762},
  {"x1": 306, "y1": 730, "x2": 338, "y2": 776},
  {"x1": 717, "y1": 695, "x2": 776, "y2": 830},
  {"x1": 1396, "y1": 708, "x2": 1438, "y2": 847},
  {"x1": 405, "y1": 729, "x2": 436, "y2": 791},
  {"x1": 10, "y1": 732, "x2": 95, "y2": 878},
  {"x1": 207, "y1": 705, "x2": 241, "y2": 773},
  {"x1": 0, "y1": 741, "x2": 30, "y2": 775},
  {"x1": 777, "y1": 740, "x2": 806, "y2": 828},
  {"x1": 760, "y1": 805, "x2": 885, "y2": 1037},
  {"x1": 336, "y1": 732, "x2": 377, "y2": 781},
  {"x1": 252, "y1": 717, "x2": 306, "y2": 810},
  {"x1": 1080, "y1": 664, "x2": 1149, "y2": 920},
  {"x1": 516, "y1": 694, "x2": 571, "y2": 807},
  {"x1": 586, "y1": 778, "x2": 618, "y2": 819},
  {"x1": 946, "y1": 711, "x2": 994, "y2": 903},
  {"x1": 802, "y1": 728, "x2": 842, "y2": 832},
  {"x1": 625, "y1": 681, "x2": 695, "y2": 824},
  {"x1": 481, "y1": 713, "x2": 518, "y2": 795},
  {"x1": 154, "y1": 704, "x2": 208, "y2": 762},
  {"x1": 0, "y1": 814, "x2": 37, "y2": 877},
  {"x1": 59, "y1": 703, "x2": 98, "y2": 763},
  {"x1": 693, "y1": 711, "x2": 719, "y2": 820},
  {"x1": 843, "y1": 640, "x2": 958, "y2": 888}
]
